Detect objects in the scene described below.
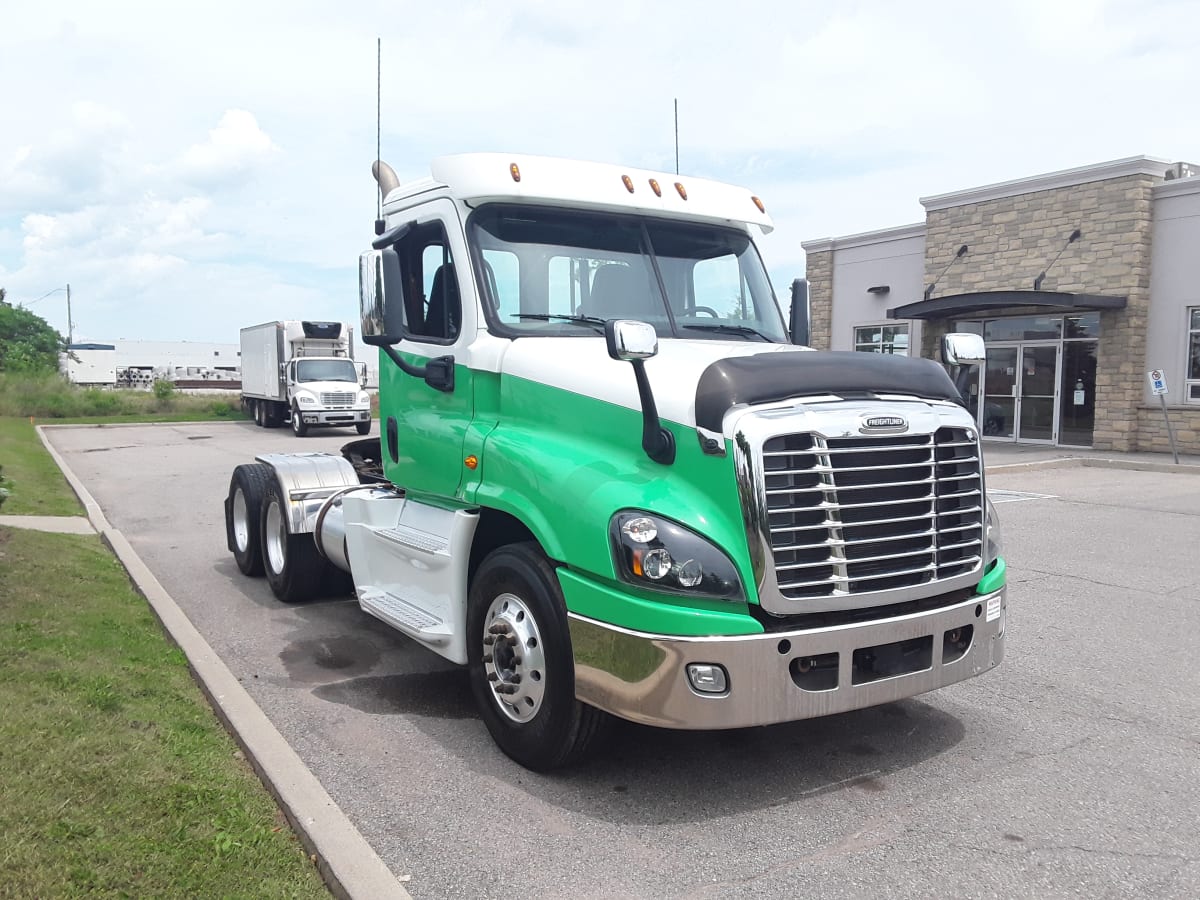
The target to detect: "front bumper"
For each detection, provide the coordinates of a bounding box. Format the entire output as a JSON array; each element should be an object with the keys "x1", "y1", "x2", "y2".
[
  {"x1": 300, "y1": 408, "x2": 371, "y2": 426},
  {"x1": 569, "y1": 589, "x2": 1005, "y2": 729}
]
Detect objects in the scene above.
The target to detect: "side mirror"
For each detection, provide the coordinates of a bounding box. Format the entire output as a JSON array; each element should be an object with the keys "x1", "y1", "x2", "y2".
[
  {"x1": 605, "y1": 319, "x2": 658, "y2": 361},
  {"x1": 604, "y1": 320, "x2": 673, "y2": 465},
  {"x1": 789, "y1": 278, "x2": 810, "y2": 346},
  {"x1": 941, "y1": 332, "x2": 986, "y2": 367},
  {"x1": 359, "y1": 248, "x2": 405, "y2": 347}
]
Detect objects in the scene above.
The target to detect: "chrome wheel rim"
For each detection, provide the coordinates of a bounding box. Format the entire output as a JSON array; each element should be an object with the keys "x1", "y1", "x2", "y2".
[
  {"x1": 264, "y1": 497, "x2": 287, "y2": 574},
  {"x1": 291, "y1": 409, "x2": 301, "y2": 434},
  {"x1": 232, "y1": 487, "x2": 250, "y2": 552},
  {"x1": 482, "y1": 592, "x2": 547, "y2": 723}
]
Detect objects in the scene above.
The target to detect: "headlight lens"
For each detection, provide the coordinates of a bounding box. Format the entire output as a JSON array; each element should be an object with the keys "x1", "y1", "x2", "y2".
[
  {"x1": 985, "y1": 496, "x2": 1003, "y2": 566},
  {"x1": 296, "y1": 393, "x2": 316, "y2": 405},
  {"x1": 357, "y1": 391, "x2": 370, "y2": 405},
  {"x1": 610, "y1": 511, "x2": 744, "y2": 600}
]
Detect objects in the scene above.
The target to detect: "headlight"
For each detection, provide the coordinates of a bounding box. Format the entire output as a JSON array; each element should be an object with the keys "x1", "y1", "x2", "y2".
[
  {"x1": 610, "y1": 511, "x2": 744, "y2": 600},
  {"x1": 357, "y1": 392, "x2": 370, "y2": 405},
  {"x1": 296, "y1": 393, "x2": 316, "y2": 405},
  {"x1": 985, "y1": 496, "x2": 1003, "y2": 566}
]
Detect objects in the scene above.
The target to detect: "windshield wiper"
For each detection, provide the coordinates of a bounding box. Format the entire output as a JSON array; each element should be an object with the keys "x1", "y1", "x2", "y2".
[
  {"x1": 513, "y1": 313, "x2": 608, "y2": 333},
  {"x1": 681, "y1": 323, "x2": 773, "y2": 341}
]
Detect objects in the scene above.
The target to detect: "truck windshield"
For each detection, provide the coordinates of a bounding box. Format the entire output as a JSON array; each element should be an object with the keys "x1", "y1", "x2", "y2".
[
  {"x1": 469, "y1": 205, "x2": 788, "y2": 342},
  {"x1": 295, "y1": 359, "x2": 359, "y2": 383}
]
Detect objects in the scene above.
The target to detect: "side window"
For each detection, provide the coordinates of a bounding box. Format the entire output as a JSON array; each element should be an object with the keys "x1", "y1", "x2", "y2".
[{"x1": 398, "y1": 221, "x2": 461, "y2": 343}]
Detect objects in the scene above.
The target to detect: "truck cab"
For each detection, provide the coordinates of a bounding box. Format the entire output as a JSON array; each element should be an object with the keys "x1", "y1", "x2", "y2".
[{"x1": 226, "y1": 154, "x2": 1005, "y2": 771}]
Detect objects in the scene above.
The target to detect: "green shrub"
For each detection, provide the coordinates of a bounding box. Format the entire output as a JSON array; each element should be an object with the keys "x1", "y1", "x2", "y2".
[
  {"x1": 151, "y1": 379, "x2": 175, "y2": 404},
  {"x1": 0, "y1": 465, "x2": 11, "y2": 509}
]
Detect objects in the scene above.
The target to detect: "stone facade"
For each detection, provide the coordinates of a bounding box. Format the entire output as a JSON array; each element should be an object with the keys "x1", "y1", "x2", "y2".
[
  {"x1": 922, "y1": 172, "x2": 1160, "y2": 451},
  {"x1": 805, "y1": 248, "x2": 833, "y2": 350},
  {"x1": 1135, "y1": 406, "x2": 1200, "y2": 455}
]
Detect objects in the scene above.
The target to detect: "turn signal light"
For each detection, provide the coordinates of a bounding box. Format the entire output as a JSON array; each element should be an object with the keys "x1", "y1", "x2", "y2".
[{"x1": 464, "y1": 455, "x2": 479, "y2": 470}]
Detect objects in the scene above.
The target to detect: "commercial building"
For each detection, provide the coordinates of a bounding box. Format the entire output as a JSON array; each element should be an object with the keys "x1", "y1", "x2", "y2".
[{"x1": 802, "y1": 156, "x2": 1200, "y2": 453}]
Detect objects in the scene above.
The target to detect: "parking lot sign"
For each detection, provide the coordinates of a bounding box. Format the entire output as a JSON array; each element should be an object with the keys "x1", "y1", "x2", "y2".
[{"x1": 1148, "y1": 369, "x2": 1168, "y2": 395}]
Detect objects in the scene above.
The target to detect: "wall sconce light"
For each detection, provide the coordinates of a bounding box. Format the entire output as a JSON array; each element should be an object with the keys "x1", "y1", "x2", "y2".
[{"x1": 867, "y1": 285, "x2": 890, "y2": 295}]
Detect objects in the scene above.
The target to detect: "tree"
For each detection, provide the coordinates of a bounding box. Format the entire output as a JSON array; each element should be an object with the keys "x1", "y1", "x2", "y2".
[{"x1": 0, "y1": 288, "x2": 67, "y2": 374}]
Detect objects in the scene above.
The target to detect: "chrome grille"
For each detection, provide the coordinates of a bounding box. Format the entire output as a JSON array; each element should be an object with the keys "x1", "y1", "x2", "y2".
[
  {"x1": 763, "y1": 427, "x2": 983, "y2": 600},
  {"x1": 321, "y1": 392, "x2": 357, "y2": 406}
]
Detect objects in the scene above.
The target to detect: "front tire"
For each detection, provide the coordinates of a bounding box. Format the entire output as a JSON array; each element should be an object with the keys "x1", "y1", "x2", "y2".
[
  {"x1": 226, "y1": 463, "x2": 271, "y2": 576},
  {"x1": 467, "y1": 543, "x2": 609, "y2": 771},
  {"x1": 355, "y1": 420, "x2": 372, "y2": 436},
  {"x1": 291, "y1": 403, "x2": 309, "y2": 437},
  {"x1": 260, "y1": 477, "x2": 325, "y2": 603}
]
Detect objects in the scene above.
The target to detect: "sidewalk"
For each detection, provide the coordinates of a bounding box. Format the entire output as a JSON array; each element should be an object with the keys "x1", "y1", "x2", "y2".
[{"x1": 980, "y1": 440, "x2": 1200, "y2": 473}]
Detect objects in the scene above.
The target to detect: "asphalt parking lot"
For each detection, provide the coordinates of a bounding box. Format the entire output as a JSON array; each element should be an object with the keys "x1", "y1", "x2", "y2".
[{"x1": 46, "y1": 422, "x2": 1200, "y2": 899}]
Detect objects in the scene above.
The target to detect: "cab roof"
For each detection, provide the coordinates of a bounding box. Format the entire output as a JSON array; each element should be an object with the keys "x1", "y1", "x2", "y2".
[{"x1": 383, "y1": 152, "x2": 774, "y2": 234}]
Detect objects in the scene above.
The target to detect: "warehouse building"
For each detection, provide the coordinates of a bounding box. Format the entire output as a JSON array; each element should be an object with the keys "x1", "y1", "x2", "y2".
[{"x1": 802, "y1": 156, "x2": 1200, "y2": 453}]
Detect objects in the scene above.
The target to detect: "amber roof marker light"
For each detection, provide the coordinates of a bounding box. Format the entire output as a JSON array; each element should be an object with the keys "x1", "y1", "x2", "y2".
[
  {"x1": 622, "y1": 174, "x2": 635, "y2": 193},
  {"x1": 509, "y1": 163, "x2": 521, "y2": 183},
  {"x1": 648, "y1": 178, "x2": 662, "y2": 197},
  {"x1": 752, "y1": 196, "x2": 766, "y2": 214},
  {"x1": 674, "y1": 182, "x2": 688, "y2": 200}
]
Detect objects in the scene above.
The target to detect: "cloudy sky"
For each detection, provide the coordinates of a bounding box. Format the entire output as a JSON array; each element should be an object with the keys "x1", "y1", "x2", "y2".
[{"x1": 3, "y1": 0, "x2": 1199, "y2": 344}]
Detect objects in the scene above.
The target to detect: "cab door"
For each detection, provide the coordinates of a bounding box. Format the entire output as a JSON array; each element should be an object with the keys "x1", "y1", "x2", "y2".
[{"x1": 380, "y1": 199, "x2": 476, "y2": 500}]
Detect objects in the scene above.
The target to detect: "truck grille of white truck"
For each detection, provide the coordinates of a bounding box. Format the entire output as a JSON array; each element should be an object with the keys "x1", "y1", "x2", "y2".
[
  {"x1": 321, "y1": 392, "x2": 357, "y2": 406},
  {"x1": 763, "y1": 427, "x2": 983, "y2": 600}
]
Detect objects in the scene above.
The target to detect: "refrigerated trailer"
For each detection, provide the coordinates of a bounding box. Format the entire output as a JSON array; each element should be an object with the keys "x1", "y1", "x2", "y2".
[{"x1": 239, "y1": 320, "x2": 371, "y2": 436}]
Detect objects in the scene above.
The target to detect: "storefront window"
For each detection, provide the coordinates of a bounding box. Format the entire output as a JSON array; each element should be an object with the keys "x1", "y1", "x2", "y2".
[
  {"x1": 854, "y1": 324, "x2": 909, "y2": 355},
  {"x1": 983, "y1": 315, "x2": 1062, "y2": 342},
  {"x1": 1188, "y1": 308, "x2": 1200, "y2": 403},
  {"x1": 1065, "y1": 312, "x2": 1100, "y2": 339}
]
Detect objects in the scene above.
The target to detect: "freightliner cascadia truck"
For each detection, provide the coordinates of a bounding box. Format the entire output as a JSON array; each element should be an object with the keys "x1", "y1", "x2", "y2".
[
  {"x1": 224, "y1": 154, "x2": 1006, "y2": 770},
  {"x1": 239, "y1": 319, "x2": 372, "y2": 436}
]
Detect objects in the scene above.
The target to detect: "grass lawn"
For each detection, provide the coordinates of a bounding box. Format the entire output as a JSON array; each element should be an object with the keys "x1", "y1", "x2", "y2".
[
  {"x1": 0, "y1": 417, "x2": 81, "y2": 516},
  {"x1": 0, "y1": 527, "x2": 330, "y2": 897}
]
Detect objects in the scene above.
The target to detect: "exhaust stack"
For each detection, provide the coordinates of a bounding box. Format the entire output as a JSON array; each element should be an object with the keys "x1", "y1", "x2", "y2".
[{"x1": 372, "y1": 160, "x2": 400, "y2": 197}]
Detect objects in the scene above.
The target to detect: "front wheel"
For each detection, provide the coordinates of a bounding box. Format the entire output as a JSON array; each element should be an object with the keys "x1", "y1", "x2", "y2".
[
  {"x1": 260, "y1": 477, "x2": 325, "y2": 603},
  {"x1": 290, "y1": 403, "x2": 309, "y2": 437},
  {"x1": 467, "y1": 543, "x2": 609, "y2": 771},
  {"x1": 355, "y1": 420, "x2": 372, "y2": 436}
]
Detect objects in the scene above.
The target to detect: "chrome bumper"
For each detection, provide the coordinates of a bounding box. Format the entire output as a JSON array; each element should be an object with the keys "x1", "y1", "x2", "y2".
[
  {"x1": 569, "y1": 589, "x2": 1005, "y2": 730},
  {"x1": 301, "y1": 409, "x2": 371, "y2": 426}
]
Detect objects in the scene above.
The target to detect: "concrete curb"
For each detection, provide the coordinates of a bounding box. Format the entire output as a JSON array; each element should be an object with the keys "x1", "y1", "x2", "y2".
[
  {"x1": 985, "y1": 455, "x2": 1200, "y2": 476},
  {"x1": 36, "y1": 425, "x2": 411, "y2": 900}
]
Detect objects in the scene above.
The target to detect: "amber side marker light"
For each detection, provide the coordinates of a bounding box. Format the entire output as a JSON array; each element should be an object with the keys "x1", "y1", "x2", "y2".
[
  {"x1": 649, "y1": 178, "x2": 662, "y2": 196},
  {"x1": 510, "y1": 163, "x2": 521, "y2": 183},
  {"x1": 675, "y1": 182, "x2": 688, "y2": 200},
  {"x1": 752, "y1": 196, "x2": 766, "y2": 213},
  {"x1": 465, "y1": 455, "x2": 479, "y2": 470},
  {"x1": 622, "y1": 174, "x2": 635, "y2": 193}
]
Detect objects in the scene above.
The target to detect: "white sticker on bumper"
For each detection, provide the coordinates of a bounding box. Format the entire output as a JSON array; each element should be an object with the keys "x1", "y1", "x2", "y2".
[{"x1": 986, "y1": 595, "x2": 1001, "y2": 622}]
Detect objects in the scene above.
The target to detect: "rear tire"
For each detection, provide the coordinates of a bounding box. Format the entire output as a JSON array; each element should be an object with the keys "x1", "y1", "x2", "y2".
[
  {"x1": 252, "y1": 400, "x2": 263, "y2": 427},
  {"x1": 260, "y1": 477, "x2": 325, "y2": 603},
  {"x1": 355, "y1": 420, "x2": 372, "y2": 436},
  {"x1": 264, "y1": 401, "x2": 284, "y2": 428},
  {"x1": 291, "y1": 403, "x2": 309, "y2": 437},
  {"x1": 467, "y1": 543, "x2": 609, "y2": 771},
  {"x1": 226, "y1": 463, "x2": 272, "y2": 576}
]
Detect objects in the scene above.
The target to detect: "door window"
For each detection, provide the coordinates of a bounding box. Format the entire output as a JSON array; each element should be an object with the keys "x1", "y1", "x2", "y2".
[{"x1": 394, "y1": 221, "x2": 462, "y2": 343}]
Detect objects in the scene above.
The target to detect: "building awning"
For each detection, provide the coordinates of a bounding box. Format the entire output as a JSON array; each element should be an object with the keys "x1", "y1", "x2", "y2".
[{"x1": 887, "y1": 290, "x2": 1127, "y2": 321}]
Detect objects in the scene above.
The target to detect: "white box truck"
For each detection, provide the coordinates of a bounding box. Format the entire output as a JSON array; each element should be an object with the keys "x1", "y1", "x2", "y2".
[{"x1": 239, "y1": 320, "x2": 372, "y2": 436}]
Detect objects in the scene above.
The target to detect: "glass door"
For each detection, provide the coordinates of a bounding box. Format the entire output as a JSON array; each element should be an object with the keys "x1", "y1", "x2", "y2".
[
  {"x1": 1017, "y1": 344, "x2": 1059, "y2": 443},
  {"x1": 982, "y1": 347, "x2": 1017, "y2": 440},
  {"x1": 979, "y1": 343, "x2": 1060, "y2": 443},
  {"x1": 1058, "y1": 341, "x2": 1097, "y2": 446}
]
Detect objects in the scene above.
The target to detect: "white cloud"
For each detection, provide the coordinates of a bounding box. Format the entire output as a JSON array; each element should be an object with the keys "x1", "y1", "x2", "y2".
[{"x1": 176, "y1": 110, "x2": 279, "y2": 188}]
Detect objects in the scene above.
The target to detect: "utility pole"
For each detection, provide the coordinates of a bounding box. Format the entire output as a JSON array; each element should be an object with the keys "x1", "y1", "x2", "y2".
[{"x1": 66, "y1": 283, "x2": 73, "y2": 345}]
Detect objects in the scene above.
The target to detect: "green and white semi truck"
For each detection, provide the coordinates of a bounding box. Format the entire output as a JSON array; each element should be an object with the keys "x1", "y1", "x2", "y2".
[{"x1": 224, "y1": 153, "x2": 1006, "y2": 770}]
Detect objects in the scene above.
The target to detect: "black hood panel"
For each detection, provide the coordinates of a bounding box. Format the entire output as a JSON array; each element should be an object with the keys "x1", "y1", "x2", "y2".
[{"x1": 695, "y1": 350, "x2": 964, "y2": 432}]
